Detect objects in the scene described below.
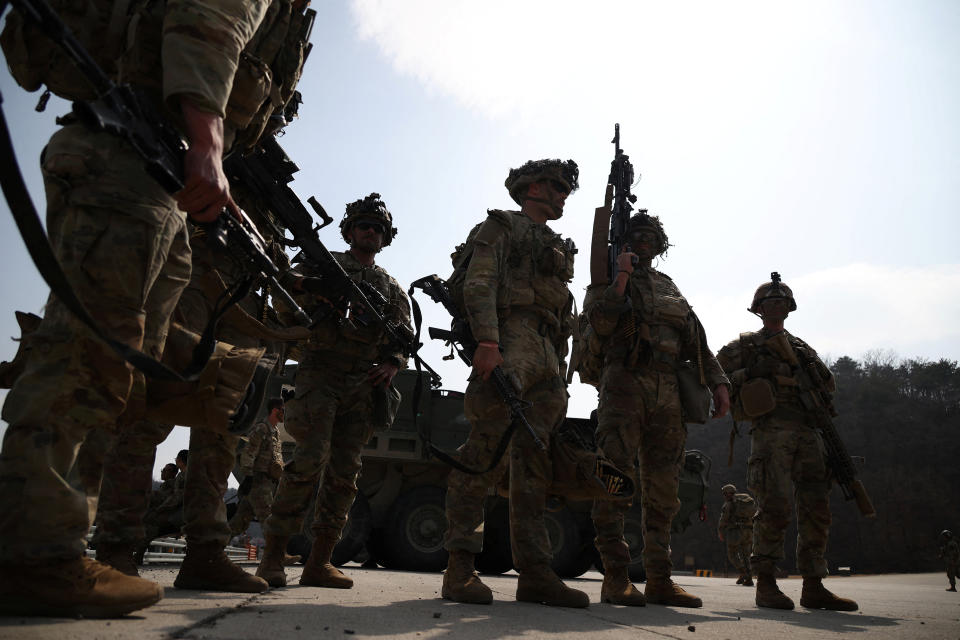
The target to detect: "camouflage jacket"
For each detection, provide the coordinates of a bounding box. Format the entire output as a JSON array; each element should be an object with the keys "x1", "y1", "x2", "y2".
[
  {"x1": 463, "y1": 210, "x2": 575, "y2": 356},
  {"x1": 157, "y1": 471, "x2": 185, "y2": 512},
  {"x1": 149, "y1": 477, "x2": 176, "y2": 510},
  {"x1": 717, "y1": 328, "x2": 835, "y2": 425},
  {"x1": 588, "y1": 267, "x2": 727, "y2": 389},
  {"x1": 298, "y1": 251, "x2": 411, "y2": 368},
  {"x1": 941, "y1": 539, "x2": 960, "y2": 564},
  {"x1": 238, "y1": 420, "x2": 283, "y2": 476},
  {"x1": 718, "y1": 493, "x2": 757, "y2": 533}
]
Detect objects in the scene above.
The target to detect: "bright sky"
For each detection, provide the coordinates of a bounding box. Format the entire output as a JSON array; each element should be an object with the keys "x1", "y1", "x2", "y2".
[{"x1": 1, "y1": 0, "x2": 958, "y2": 484}]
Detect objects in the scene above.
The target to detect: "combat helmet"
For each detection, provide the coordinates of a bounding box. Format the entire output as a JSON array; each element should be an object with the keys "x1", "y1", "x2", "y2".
[
  {"x1": 505, "y1": 158, "x2": 579, "y2": 206},
  {"x1": 340, "y1": 192, "x2": 398, "y2": 247},
  {"x1": 749, "y1": 271, "x2": 797, "y2": 314},
  {"x1": 627, "y1": 209, "x2": 670, "y2": 256},
  {"x1": 942, "y1": 530, "x2": 954, "y2": 541},
  {"x1": 721, "y1": 484, "x2": 736, "y2": 494}
]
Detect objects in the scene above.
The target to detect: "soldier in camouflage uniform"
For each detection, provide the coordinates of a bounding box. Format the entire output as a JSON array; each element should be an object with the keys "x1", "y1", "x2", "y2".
[
  {"x1": 0, "y1": 0, "x2": 274, "y2": 618},
  {"x1": 256, "y1": 193, "x2": 412, "y2": 590},
  {"x1": 718, "y1": 484, "x2": 756, "y2": 586},
  {"x1": 228, "y1": 398, "x2": 286, "y2": 536},
  {"x1": 939, "y1": 530, "x2": 959, "y2": 592},
  {"x1": 716, "y1": 274, "x2": 857, "y2": 611},
  {"x1": 587, "y1": 211, "x2": 730, "y2": 608},
  {"x1": 440, "y1": 159, "x2": 588, "y2": 609}
]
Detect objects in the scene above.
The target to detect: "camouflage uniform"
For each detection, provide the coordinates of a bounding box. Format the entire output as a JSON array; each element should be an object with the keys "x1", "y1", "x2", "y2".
[
  {"x1": 588, "y1": 270, "x2": 727, "y2": 580},
  {"x1": 716, "y1": 329, "x2": 835, "y2": 578},
  {"x1": 940, "y1": 536, "x2": 960, "y2": 590},
  {"x1": 265, "y1": 251, "x2": 411, "y2": 541},
  {"x1": 229, "y1": 420, "x2": 284, "y2": 535},
  {"x1": 442, "y1": 209, "x2": 575, "y2": 572},
  {"x1": 0, "y1": 0, "x2": 271, "y2": 565},
  {"x1": 718, "y1": 493, "x2": 756, "y2": 577},
  {"x1": 143, "y1": 471, "x2": 186, "y2": 544}
]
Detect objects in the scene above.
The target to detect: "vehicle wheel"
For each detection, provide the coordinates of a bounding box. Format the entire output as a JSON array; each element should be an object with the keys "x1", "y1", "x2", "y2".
[
  {"x1": 377, "y1": 485, "x2": 449, "y2": 572},
  {"x1": 476, "y1": 497, "x2": 513, "y2": 575},
  {"x1": 560, "y1": 542, "x2": 598, "y2": 579},
  {"x1": 331, "y1": 493, "x2": 373, "y2": 566},
  {"x1": 545, "y1": 507, "x2": 583, "y2": 577},
  {"x1": 287, "y1": 533, "x2": 312, "y2": 564}
]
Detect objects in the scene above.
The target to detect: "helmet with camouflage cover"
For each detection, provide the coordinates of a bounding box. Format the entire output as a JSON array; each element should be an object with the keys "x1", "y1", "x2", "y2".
[
  {"x1": 505, "y1": 158, "x2": 579, "y2": 206},
  {"x1": 721, "y1": 484, "x2": 736, "y2": 495},
  {"x1": 340, "y1": 192, "x2": 398, "y2": 247},
  {"x1": 627, "y1": 209, "x2": 670, "y2": 256},
  {"x1": 749, "y1": 271, "x2": 797, "y2": 313},
  {"x1": 942, "y1": 529, "x2": 954, "y2": 541}
]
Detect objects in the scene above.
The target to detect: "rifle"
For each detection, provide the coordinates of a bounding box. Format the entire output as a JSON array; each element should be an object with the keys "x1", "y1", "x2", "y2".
[
  {"x1": 766, "y1": 332, "x2": 876, "y2": 518},
  {"x1": 223, "y1": 136, "x2": 441, "y2": 387},
  {"x1": 605, "y1": 123, "x2": 639, "y2": 282},
  {"x1": 409, "y1": 275, "x2": 545, "y2": 454},
  {"x1": 3, "y1": 0, "x2": 311, "y2": 328}
]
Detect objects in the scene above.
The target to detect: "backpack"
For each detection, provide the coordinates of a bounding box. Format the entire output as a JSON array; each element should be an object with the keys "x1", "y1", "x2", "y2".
[
  {"x1": 733, "y1": 493, "x2": 756, "y2": 521},
  {"x1": 567, "y1": 284, "x2": 606, "y2": 388}
]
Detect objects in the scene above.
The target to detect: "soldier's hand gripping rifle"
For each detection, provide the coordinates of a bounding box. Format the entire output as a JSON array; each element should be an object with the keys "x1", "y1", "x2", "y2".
[
  {"x1": 409, "y1": 275, "x2": 546, "y2": 458},
  {"x1": 223, "y1": 136, "x2": 441, "y2": 387},
  {"x1": 591, "y1": 123, "x2": 639, "y2": 284},
  {"x1": 767, "y1": 332, "x2": 877, "y2": 518}
]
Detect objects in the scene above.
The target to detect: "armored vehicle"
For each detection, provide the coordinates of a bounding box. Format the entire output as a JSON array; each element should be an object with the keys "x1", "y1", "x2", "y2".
[{"x1": 233, "y1": 367, "x2": 711, "y2": 579}]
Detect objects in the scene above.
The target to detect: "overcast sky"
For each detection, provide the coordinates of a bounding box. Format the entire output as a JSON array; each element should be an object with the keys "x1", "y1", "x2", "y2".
[{"x1": 1, "y1": 0, "x2": 957, "y2": 482}]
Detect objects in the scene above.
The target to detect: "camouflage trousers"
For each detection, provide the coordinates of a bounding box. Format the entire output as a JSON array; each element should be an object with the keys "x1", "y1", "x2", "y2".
[
  {"x1": 945, "y1": 563, "x2": 958, "y2": 589},
  {"x1": 91, "y1": 275, "x2": 259, "y2": 549},
  {"x1": 0, "y1": 125, "x2": 190, "y2": 564},
  {"x1": 265, "y1": 357, "x2": 377, "y2": 540},
  {"x1": 725, "y1": 527, "x2": 753, "y2": 575},
  {"x1": 444, "y1": 318, "x2": 567, "y2": 572},
  {"x1": 592, "y1": 363, "x2": 686, "y2": 579},
  {"x1": 747, "y1": 422, "x2": 831, "y2": 578},
  {"x1": 229, "y1": 473, "x2": 278, "y2": 535}
]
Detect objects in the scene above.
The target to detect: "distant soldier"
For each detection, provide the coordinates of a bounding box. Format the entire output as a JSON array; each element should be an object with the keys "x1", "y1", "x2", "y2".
[
  {"x1": 228, "y1": 399, "x2": 286, "y2": 537},
  {"x1": 716, "y1": 273, "x2": 857, "y2": 611},
  {"x1": 257, "y1": 193, "x2": 412, "y2": 590},
  {"x1": 718, "y1": 484, "x2": 756, "y2": 586},
  {"x1": 440, "y1": 159, "x2": 588, "y2": 608},
  {"x1": 587, "y1": 211, "x2": 730, "y2": 608},
  {"x1": 153, "y1": 463, "x2": 181, "y2": 510},
  {"x1": 939, "y1": 530, "x2": 959, "y2": 592}
]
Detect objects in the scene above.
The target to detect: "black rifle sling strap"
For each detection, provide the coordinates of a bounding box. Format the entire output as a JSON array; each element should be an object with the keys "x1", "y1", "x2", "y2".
[
  {"x1": 407, "y1": 277, "x2": 519, "y2": 476},
  {"x1": 0, "y1": 96, "x2": 234, "y2": 382}
]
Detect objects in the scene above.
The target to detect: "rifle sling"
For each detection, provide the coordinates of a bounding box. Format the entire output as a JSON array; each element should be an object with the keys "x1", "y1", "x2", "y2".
[{"x1": 0, "y1": 98, "x2": 228, "y2": 383}]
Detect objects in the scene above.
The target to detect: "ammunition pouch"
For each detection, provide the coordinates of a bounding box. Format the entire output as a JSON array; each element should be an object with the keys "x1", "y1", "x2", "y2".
[
  {"x1": 677, "y1": 361, "x2": 712, "y2": 424},
  {"x1": 144, "y1": 322, "x2": 277, "y2": 435},
  {"x1": 548, "y1": 420, "x2": 634, "y2": 501},
  {"x1": 740, "y1": 377, "x2": 776, "y2": 418}
]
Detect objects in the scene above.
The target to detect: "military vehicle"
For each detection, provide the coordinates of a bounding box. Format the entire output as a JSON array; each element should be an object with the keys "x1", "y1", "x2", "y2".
[{"x1": 234, "y1": 367, "x2": 711, "y2": 580}]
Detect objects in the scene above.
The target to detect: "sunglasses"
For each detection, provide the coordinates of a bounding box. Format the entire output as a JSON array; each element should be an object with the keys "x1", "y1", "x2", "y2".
[{"x1": 354, "y1": 221, "x2": 385, "y2": 234}]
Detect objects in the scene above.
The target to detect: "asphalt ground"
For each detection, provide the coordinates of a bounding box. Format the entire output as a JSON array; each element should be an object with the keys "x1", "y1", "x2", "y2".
[{"x1": 1, "y1": 565, "x2": 957, "y2": 639}]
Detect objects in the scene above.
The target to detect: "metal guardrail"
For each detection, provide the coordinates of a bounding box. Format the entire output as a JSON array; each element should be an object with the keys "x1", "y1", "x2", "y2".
[{"x1": 85, "y1": 526, "x2": 256, "y2": 564}]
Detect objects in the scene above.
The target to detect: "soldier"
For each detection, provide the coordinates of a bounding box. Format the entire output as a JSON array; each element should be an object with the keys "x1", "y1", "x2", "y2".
[
  {"x1": 440, "y1": 159, "x2": 588, "y2": 609},
  {"x1": 228, "y1": 398, "x2": 286, "y2": 537},
  {"x1": 716, "y1": 274, "x2": 857, "y2": 611},
  {"x1": 256, "y1": 193, "x2": 412, "y2": 589},
  {"x1": 0, "y1": 0, "x2": 273, "y2": 618},
  {"x1": 135, "y1": 453, "x2": 189, "y2": 563},
  {"x1": 154, "y1": 463, "x2": 181, "y2": 508},
  {"x1": 938, "y1": 530, "x2": 959, "y2": 592},
  {"x1": 718, "y1": 484, "x2": 756, "y2": 586},
  {"x1": 586, "y1": 211, "x2": 730, "y2": 608}
]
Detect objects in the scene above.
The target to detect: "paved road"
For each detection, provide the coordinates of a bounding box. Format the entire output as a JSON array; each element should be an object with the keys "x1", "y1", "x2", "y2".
[{"x1": 1, "y1": 566, "x2": 957, "y2": 639}]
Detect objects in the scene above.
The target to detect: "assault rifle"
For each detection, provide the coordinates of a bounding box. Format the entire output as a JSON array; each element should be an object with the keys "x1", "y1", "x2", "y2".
[
  {"x1": 606, "y1": 123, "x2": 638, "y2": 282},
  {"x1": 767, "y1": 332, "x2": 877, "y2": 518},
  {"x1": 3, "y1": 0, "x2": 311, "y2": 327},
  {"x1": 409, "y1": 275, "x2": 545, "y2": 454},
  {"x1": 224, "y1": 136, "x2": 441, "y2": 387}
]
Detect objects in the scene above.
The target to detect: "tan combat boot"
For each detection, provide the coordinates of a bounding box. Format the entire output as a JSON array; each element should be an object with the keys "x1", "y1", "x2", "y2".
[
  {"x1": 299, "y1": 534, "x2": 353, "y2": 588},
  {"x1": 799, "y1": 577, "x2": 858, "y2": 611},
  {"x1": 95, "y1": 543, "x2": 139, "y2": 577},
  {"x1": 600, "y1": 566, "x2": 646, "y2": 606},
  {"x1": 441, "y1": 550, "x2": 493, "y2": 604},
  {"x1": 283, "y1": 552, "x2": 302, "y2": 566},
  {"x1": 174, "y1": 542, "x2": 268, "y2": 592},
  {"x1": 516, "y1": 564, "x2": 589, "y2": 608},
  {"x1": 755, "y1": 573, "x2": 794, "y2": 609},
  {"x1": 0, "y1": 557, "x2": 162, "y2": 618},
  {"x1": 644, "y1": 577, "x2": 703, "y2": 608},
  {"x1": 255, "y1": 535, "x2": 289, "y2": 587}
]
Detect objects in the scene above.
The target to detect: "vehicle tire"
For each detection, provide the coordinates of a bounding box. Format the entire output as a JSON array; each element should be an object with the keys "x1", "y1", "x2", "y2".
[
  {"x1": 287, "y1": 533, "x2": 312, "y2": 564},
  {"x1": 331, "y1": 493, "x2": 373, "y2": 566},
  {"x1": 376, "y1": 485, "x2": 449, "y2": 572},
  {"x1": 476, "y1": 497, "x2": 513, "y2": 575},
  {"x1": 545, "y1": 507, "x2": 583, "y2": 577},
  {"x1": 560, "y1": 541, "x2": 599, "y2": 579}
]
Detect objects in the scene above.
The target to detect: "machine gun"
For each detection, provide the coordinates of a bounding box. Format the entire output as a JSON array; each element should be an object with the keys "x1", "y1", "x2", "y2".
[
  {"x1": 605, "y1": 123, "x2": 639, "y2": 282},
  {"x1": 409, "y1": 275, "x2": 545, "y2": 462},
  {"x1": 223, "y1": 136, "x2": 441, "y2": 387},
  {"x1": 766, "y1": 332, "x2": 877, "y2": 518}
]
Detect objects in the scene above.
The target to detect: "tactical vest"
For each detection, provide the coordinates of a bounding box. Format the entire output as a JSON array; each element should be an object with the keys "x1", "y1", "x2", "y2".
[{"x1": 1, "y1": 0, "x2": 310, "y2": 151}]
